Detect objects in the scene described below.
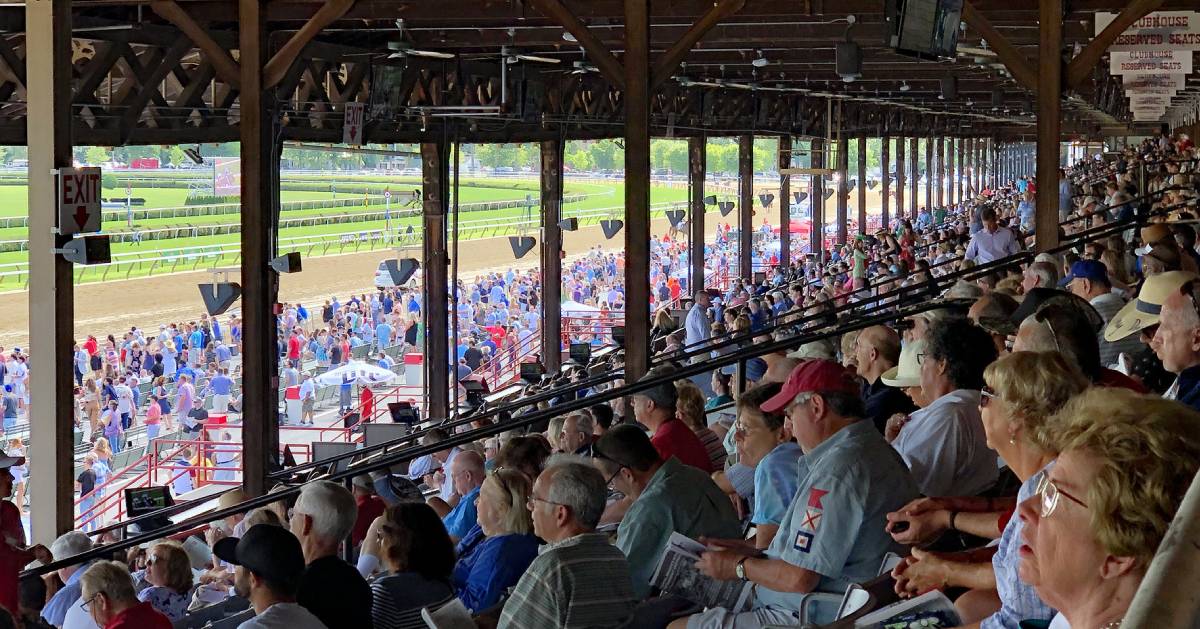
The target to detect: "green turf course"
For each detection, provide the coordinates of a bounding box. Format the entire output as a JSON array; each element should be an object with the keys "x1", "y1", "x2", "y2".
[{"x1": 0, "y1": 178, "x2": 688, "y2": 286}]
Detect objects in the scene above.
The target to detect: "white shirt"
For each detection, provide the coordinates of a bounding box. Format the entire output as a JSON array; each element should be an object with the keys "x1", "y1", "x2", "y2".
[
  {"x1": 965, "y1": 226, "x2": 1020, "y2": 264},
  {"x1": 891, "y1": 389, "x2": 999, "y2": 497},
  {"x1": 61, "y1": 596, "x2": 100, "y2": 629},
  {"x1": 238, "y1": 602, "x2": 328, "y2": 629},
  {"x1": 684, "y1": 303, "x2": 711, "y2": 349},
  {"x1": 115, "y1": 384, "x2": 134, "y2": 413}
]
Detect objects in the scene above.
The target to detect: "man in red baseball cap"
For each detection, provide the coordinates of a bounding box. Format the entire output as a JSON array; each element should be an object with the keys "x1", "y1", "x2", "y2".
[{"x1": 676, "y1": 360, "x2": 919, "y2": 627}]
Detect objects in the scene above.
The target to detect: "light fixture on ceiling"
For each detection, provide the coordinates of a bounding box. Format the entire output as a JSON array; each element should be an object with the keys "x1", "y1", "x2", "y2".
[
  {"x1": 836, "y1": 15, "x2": 861, "y2": 83},
  {"x1": 562, "y1": 31, "x2": 577, "y2": 43},
  {"x1": 899, "y1": 81, "x2": 911, "y2": 92},
  {"x1": 752, "y1": 50, "x2": 769, "y2": 68}
]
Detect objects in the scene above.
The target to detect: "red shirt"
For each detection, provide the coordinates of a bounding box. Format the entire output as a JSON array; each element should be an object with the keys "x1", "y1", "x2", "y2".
[
  {"x1": 352, "y1": 494, "x2": 387, "y2": 546},
  {"x1": 105, "y1": 601, "x2": 172, "y2": 629},
  {"x1": 1099, "y1": 368, "x2": 1149, "y2": 394},
  {"x1": 287, "y1": 335, "x2": 303, "y2": 360},
  {"x1": 651, "y1": 418, "x2": 716, "y2": 473},
  {"x1": 0, "y1": 501, "x2": 30, "y2": 615}
]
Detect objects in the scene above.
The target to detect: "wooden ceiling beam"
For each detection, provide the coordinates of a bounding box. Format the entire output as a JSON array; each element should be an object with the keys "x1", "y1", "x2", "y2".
[
  {"x1": 961, "y1": 1, "x2": 1038, "y2": 94},
  {"x1": 263, "y1": 0, "x2": 356, "y2": 89},
  {"x1": 1064, "y1": 0, "x2": 1165, "y2": 89},
  {"x1": 149, "y1": 0, "x2": 240, "y2": 89},
  {"x1": 527, "y1": 0, "x2": 625, "y2": 89},
  {"x1": 649, "y1": 0, "x2": 744, "y2": 89}
]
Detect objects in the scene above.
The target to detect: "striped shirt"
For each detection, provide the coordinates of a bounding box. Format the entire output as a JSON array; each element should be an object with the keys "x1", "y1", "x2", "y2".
[
  {"x1": 369, "y1": 572, "x2": 455, "y2": 629},
  {"x1": 498, "y1": 533, "x2": 636, "y2": 629}
]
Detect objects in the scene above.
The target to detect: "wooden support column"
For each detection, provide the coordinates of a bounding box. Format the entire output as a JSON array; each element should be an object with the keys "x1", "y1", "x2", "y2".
[
  {"x1": 738, "y1": 134, "x2": 754, "y2": 279},
  {"x1": 836, "y1": 134, "x2": 849, "y2": 246},
  {"x1": 540, "y1": 139, "x2": 564, "y2": 373},
  {"x1": 688, "y1": 136, "x2": 706, "y2": 293},
  {"x1": 778, "y1": 136, "x2": 791, "y2": 266},
  {"x1": 909, "y1": 137, "x2": 919, "y2": 218},
  {"x1": 623, "y1": 0, "x2": 651, "y2": 381},
  {"x1": 881, "y1": 135, "x2": 891, "y2": 229},
  {"x1": 421, "y1": 141, "x2": 450, "y2": 419},
  {"x1": 924, "y1": 135, "x2": 934, "y2": 211},
  {"x1": 895, "y1": 136, "x2": 905, "y2": 225},
  {"x1": 958, "y1": 138, "x2": 966, "y2": 203},
  {"x1": 936, "y1": 136, "x2": 945, "y2": 208},
  {"x1": 967, "y1": 138, "x2": 975, "y2": 197},
  {"x1": 1035, "y1": 0, "x2": 1062, "y2": 252},
  {"x1": 27, "y1": 0, "x2": 75, "y2": 541},
  {"x1": 811, "y1": 138, "x2": 826, "y2": 262},
  {"x1": 238, "y1": 0, "x2": 277, "y2": 498},
  {"x1": 856, "y1": 136, "x2": 867, "y2": 235}
]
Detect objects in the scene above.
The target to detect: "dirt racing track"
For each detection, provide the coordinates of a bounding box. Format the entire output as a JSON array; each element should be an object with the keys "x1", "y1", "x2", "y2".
[{"x1": 0, "y1": 215, "x2": 721, "y2": 348}]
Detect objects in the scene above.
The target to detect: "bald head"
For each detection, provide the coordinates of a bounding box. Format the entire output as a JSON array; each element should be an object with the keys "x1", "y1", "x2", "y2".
[
  {"x1": 451, "y1": 450, "x2": 486, "y2": 495},
  {"x1": 854, "y1": 325, "x2": 901, "y2": 383}
]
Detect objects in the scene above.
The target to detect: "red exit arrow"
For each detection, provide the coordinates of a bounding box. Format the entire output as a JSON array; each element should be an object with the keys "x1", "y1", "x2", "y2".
[{"x1": 74, "y1": 205, "x2": 89, "y2": 229}]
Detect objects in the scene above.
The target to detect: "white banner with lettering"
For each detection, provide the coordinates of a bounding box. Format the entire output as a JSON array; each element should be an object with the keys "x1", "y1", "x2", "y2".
[
  {"x1": 1110, "y1": 50, "x2": 1193, "y2": 75},
  {"x1": 1096, "y1": 12, "x2": 1200, "y2": 51}
]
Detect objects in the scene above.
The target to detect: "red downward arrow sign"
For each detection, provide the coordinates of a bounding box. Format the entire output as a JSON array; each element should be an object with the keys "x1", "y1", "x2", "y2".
[{"x1": 74, "y1": 205, "x2": 89, "y2": 229}]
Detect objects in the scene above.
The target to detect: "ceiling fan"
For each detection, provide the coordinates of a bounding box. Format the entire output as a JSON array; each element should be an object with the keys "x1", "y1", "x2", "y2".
[
  {"x1": 502, "y1": 45, "x2": 561, "y2": 65},
  {"x1": 388, "y1": 19, "x2": 455, "y2": 60}
]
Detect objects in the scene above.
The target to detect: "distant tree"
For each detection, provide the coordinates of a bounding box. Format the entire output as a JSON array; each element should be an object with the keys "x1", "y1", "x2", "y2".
[
  {"x1": 167, "y1": 146, "x2": 187, "y2": 167},
  {"x1": 84, "y1": 146, "x2": 110, "y2": 166}
]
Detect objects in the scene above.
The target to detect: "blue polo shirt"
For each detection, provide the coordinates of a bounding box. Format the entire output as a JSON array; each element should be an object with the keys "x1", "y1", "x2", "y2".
[
  {"x1": 751, "y1": 442, "x2": 804, "y2": 527},
  {"x1": 42, "y1": 562, "x2": 92, "y2": 626},
  {"x1": 442, "y1": 485, "x2": 481, "y2": 540}
]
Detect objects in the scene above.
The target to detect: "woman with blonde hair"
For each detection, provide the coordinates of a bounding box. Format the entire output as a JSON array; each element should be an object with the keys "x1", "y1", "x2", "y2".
[
  {"x1": 82, "y1": 378, "x2": 101, "y2": 435},
  {"x1": 887, "y1": 351, "x2": 1090, "y2": 625},
  {"x1": 675, "y1": 381, "x2": 725, "y2": 471},
  {"x1": 451, "y1": 468, "x2": 539, "y2": 613},
  {"x1": 137, "y1": 540, "x2": 194, "y2": 621},
  {"x1": 1018, "y1": 388, "x2": 1200, "y2": 628}
]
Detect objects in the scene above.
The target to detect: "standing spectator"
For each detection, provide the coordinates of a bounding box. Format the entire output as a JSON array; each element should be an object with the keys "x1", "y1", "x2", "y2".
[
  {"x1": 290, "y1": 481, "x2": 372, "y2": 629},
  {"x1": 78, "y1": 561, "x2": 171, "y2": 629},
  {"x1": 685, "y1": 291, "x2": 712, "y2": 349},
  {"x1": 215, "y1": 524, "x2": 326, "y2": 629},
  {"x1": 174, "y1": 374, "x2": 194, "y2": 428},
  {"x1": 77, "y1": 456, "x2": 99, "y2": 532},
  {"x1": 206, "y1": 369, "x2": 233, "y2": 413},
  {"x1": 1057, "y1": 168, "x2": 1072, "y2": 221},
  {"x1": 497, "y1": 459, "x2": 636, "y2": 629},
  {"x1": 0, "y1": 388, "x2": 14, "y2": 436},
  {"x1": 144, "y1": 395, "x2": 162, "y2": 440},
  {"x1": 101, "y1": 402, "x2": 123, "y2": 454},
  {"x1": 965, "y1": 207, "x2": 1020, "y2": 264},
  {"x1": 298, "y1": 375, "x2": 316, "y2": 426}
]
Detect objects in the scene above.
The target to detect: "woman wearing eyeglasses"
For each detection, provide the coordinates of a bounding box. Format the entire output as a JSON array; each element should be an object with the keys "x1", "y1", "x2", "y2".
[
  {"x1": 451, "y1": 468, "x2": 540, "y2": 614},
  {"x1": 135, "y1": 541, "x2": 194, "y2": 622},
  {"x1": 1017, "y1": 387, "x2": 1200, "y2": 628},
  {"x1": 887, "y1": 351, "x2": 1088, "y2": 627},
  {"x1": 729, "y1": 383, "x2": 801, "y2": 549}
]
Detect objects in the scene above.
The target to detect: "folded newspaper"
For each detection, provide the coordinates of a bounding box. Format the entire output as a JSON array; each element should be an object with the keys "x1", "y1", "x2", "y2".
[
  {"x1": 853, "y1": 590, "x2": 961, "y2": 628},
  {"x1": 650, "y1": 532, "x2": 754, "y2": 612}
]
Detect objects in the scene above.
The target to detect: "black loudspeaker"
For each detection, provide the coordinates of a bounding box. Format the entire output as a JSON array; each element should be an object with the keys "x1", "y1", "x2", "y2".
[
  {"x1": 666, "y1": 210, "x2": 686, "y2": 227},
  {"x1": 383, "y1": 258, "x2": 420, "y2": 284},
  {"x1": 793, "y1": 191, "x2": 808, "y2": 203},
  {"x1": 508, "y1": 236, "x2": 536, "y2": 258},
  {"x1": 198, "y1": 282, "x2": 242, "y2": 316},
  {"x1": 462, "y1": 380, "x2": 486, "y2": 407},
  {"x1": 557, "y1": 217, "x2": 579, "y2": 231},
  {"x1": 823, "y1": 189, "x2": 835, "y2": 200},
  {"x1": 991, "y1": 87, "x2": 1004, "y2": 109},
  {"x1": 867, "y1": 180, "x2": 878, "y2": 190},
  {"x1": 270, "y1": 252, "x2": 302, "y2": 274},
  {"x1": 718, "y1": 201, "x2": 735, "y2": 216},
  {"x1": 703, "y1": 195, "x2": 718, "y2": 205},
  {"x1": 600, "y1": 220, "x2": 624, "y2": 239},
  {"x1": 611, "y1": 325, "x2": 625, "y2": 345},
  {"x1": 847, "y1": 179, "x2": 857, "y2": 192},
  {"x1": 758, "y1": 193, "x2": 775, "y2": 207},
  {"x1": 940, "y1": 76, "x2": 957, "y2": 100},
  {"x1": 836, "y1": 41, "x2": 862, "y2": 80}
]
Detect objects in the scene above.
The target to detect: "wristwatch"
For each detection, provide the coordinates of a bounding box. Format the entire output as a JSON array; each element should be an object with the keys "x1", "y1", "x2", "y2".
[{"x1": 735, "y1": 557, "x2": 749, "y2": 581}]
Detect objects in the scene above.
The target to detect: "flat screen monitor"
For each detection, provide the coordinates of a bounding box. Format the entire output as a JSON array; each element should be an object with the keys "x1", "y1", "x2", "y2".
[
  {"x1": 520, "y1": 361, "x2": 546, "y2": 381},
  {"x1": 363, "y1": 423, "x2": 409, "y2": 448},
  {"x1": 569, "y1": 342, "x2": 591, "y2": 365},
  {"x1": 311, "y1": 441, "x2": 358, "y2": 474},
  {"x1": 886, "y1": 0, "x2": 964, "y2": 61},
  {"x1": 125, "y1": 486, "x2": 173, "y2": 519}
]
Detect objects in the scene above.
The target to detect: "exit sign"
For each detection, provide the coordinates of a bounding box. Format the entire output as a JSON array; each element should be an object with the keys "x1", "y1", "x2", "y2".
[{"x1": 56, "y1": 167, "x2": 102, "y2": 236}]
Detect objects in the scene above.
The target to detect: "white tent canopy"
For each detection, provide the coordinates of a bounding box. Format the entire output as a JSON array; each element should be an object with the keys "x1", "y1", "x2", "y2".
[
  {"x1": 314, "y1": 360, "x2": 398, "y2": 386},
  {"x1": 561, "y1": 300, "x2": 600, "y2": 315}
]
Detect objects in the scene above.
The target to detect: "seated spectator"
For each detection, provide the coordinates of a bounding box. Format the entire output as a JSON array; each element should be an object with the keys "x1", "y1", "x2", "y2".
[
  {"x1": 497, "y1": 458, "x2": 636, "y2": 629},
  {"x1": 350, "y1": 475, "x2": 386, "y2": 547},
  {"x1": 368, "y1": 503, "x2": 457, "y2": 628},
  {"x1": 1062, "y1": 259, "x2": 1140, "y2": 367},
  {"x1": 1021, "y1": 261, "x2": 1059, "y2": 293},
  {"x1": 632, "y1": 366, "x2": 715, "y2": 472},
  {"x1": 1018, "y1": 388, "x2": 1200, "y2": 627},
  {"x1": 891, "y1": 318, "x2": 999, "y2": 497},
  {"x1": 968, "y1": 292, "x2": 1019, "y2": 356},
  {"x1": 452, "y1": 468, "x2": 539, "y2": 613},
  {"x1": 78, "y1": 561, "x2": 171, "y2": 629},
  {"x1": 732, "y1": 383, "x2": 802, "y2": 548},
  {"x1": 1014, "y1": 301, "x2": 1146, "y2": 392},
  {"x1": 557, "y1": 413, "x2": 595, "y2": 457},
  {"x1": 593, "y1": 425, "x2": 740, "y2": 598},
  {"x1": 436, "y1": 450, "x2": 485, "y2": 541},
  {"x1": 215, "y1": 524, "x2": 326, "y2": 629},
  {"x1": 887, "y1": 352, "x2": 1088, "y2": 626},
  {"x1": 1151, "y1": 278, "x2": 1200, "y2": 410},
  {"x1": 289, "y1": 481, "x2": 372, "y2": 629},
  {"x1": 675, "y1": 381, "x2": 726, "y2": 471},
  {"x1": 42, "y1": 531, "x2": 94, "y2": 627},
  {"x1": 673, "y1": 360, "x2": 919, "y2": 627},
  {"x1": 881, "y1": 339, "x2": 929, "y2": 414},
  {"x1": 136, "y1": 541, "x2": 193, "y2": 622},
  {"x1": 494, "y1": 435, "x2": 552, "y2": 481},
  {"x1": 853, "y1": 325, "x2": 915, "y2": 433}
]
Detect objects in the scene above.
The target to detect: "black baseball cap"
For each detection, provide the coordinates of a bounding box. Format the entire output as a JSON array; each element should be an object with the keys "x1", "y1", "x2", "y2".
[{"x1": 213, "y1": 524, "x2": 306, "y2": 592}]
